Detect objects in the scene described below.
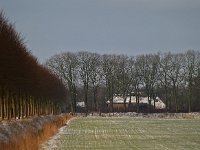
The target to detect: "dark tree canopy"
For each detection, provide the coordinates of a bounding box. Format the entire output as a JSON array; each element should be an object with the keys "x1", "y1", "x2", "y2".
[{"x1": 0, "y1": 12, "x2": 68, "y2": 120}]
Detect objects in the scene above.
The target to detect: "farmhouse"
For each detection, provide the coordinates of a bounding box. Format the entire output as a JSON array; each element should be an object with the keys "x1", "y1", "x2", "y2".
[{"x1": 106, "y1": 96, "x2": 166, "y2": 112}]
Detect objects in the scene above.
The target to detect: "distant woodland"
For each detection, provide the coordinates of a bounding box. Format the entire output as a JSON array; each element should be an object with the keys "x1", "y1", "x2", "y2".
[
  {"x1": 46, "y1": 50, "x2": 200, "y2": 113},
  {"x1": 0, "y1": 12, "x2": 68, "y2": 120}
]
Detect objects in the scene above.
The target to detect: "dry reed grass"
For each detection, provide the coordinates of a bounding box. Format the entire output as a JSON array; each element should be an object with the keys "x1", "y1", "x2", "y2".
[{"x1": 0, "y1": 114, "x2": 72, "y2": 150}]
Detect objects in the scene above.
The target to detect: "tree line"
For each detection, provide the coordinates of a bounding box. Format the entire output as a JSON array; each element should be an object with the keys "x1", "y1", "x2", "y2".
[
  {"x1": 0, "y1": 12, "x2": 68, "y2": 120},
  {"x1": 46, "y1": 50, "x2": 200, "y2": 113}
]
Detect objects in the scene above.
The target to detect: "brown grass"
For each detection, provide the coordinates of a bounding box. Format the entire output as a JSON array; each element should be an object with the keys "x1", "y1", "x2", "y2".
[{"x1": 0, "y1": 114, "x2": 72, "y2": 150}]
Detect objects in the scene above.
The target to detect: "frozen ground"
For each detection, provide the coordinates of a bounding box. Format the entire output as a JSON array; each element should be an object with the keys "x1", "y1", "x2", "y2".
[{"x1": 40, "y1": 116, "x2": 200, "y2": 150}]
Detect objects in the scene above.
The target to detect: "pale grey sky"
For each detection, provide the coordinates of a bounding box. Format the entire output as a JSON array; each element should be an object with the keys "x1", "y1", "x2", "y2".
[{"x1": 1, "y1": 0, "x2": 200, "y2": 62}]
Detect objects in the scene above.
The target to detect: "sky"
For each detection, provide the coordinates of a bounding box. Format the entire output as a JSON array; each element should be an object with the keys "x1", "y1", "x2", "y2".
[{"x1": 1, "y1": 0, "x2": 200, "y2": 63}]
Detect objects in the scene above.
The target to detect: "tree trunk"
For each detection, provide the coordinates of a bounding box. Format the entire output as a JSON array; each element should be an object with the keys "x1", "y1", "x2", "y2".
[
  {"x1": 188, "y1": 85, "x2": 192, "y2": 113},
  {"x1": 174, "y1": 90, "x2": 178, "y2": 113},
  {"x1": 1, "y1": 87, "x2": 5, "y2": 120},
  {"x1": 136, "y1": 96, "x2": 139, "y2": 113},
  {"x1": 13, "y1": 93, "x2": 17, "y2": 119},
  {"x1": 5, "y1": 90, "x2": 8, "y2": 119},
  {"x1": 21, "y1": 94, "x2": 25, "y2": 118},
  {"x1": 164, "y1": 85, "x2": 168, "y2": 112},
  {"x1": 123, "y1": 96, "x2": 127, "y2": 112},
  {"x1": 84, "y1": 84, "x2": 88, "y2": 113},
  {"x1": 18, "y1": 91, "x2": 21, "y2": 119},
  {"x1": 7, "y1": 90, "x2": 12, "y2": 120},
  {"x1": 148, "y1": 95, "x2": 151, "y2": 113},
  {"x1": 72, "y1": 86, "x2": 77, "y2": 112},
  {"x1": 93, "y1": 86, "x2": 98, "y2": 111},
  {"x1": 25, "y1": 94, "x2": 28, "y2": 117}
]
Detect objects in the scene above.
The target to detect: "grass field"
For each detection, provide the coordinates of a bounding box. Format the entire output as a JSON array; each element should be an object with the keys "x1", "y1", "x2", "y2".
[{"x1": 41, "y1": 116, "x2": 200, "y2": 150}]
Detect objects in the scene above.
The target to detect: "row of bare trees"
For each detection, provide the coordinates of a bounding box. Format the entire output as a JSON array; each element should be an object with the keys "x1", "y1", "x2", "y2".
[
  {"x1": 46, "y1": 50, "x2": 200, "y2": 113},
  {"x1": 0, "y1": 12, "x2": 68, "y2": 120}
]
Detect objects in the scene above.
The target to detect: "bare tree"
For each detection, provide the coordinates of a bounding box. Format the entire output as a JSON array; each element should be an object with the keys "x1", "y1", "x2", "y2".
[
  {"x1": 102, "y1": 54, "x2": 117, "y2": 112},
  {"x1": 115, "y1": 55, "x2": 131, "y2": 112},
  {"x1": 184, "y1": 50, "x2": 199, "y2": 112},
  {"x1": 167, "y1": 53, "x2": 185, "y2": 112},
  {"x1": 139, "y1": 54, "x2": 160, "y2": 112},
  {"x1": 77, "y1": 51, "x2": 93, "y2": 113},
  {"x1": 46, "y1": 52, "x2": 78, "y2": 112},
  {"x1": 158, "y1": 52, "x2": 172, "y2": 111},
  {"x1": 89, "y1": 53, "x2": 102, "y2": 111},
  {"x1": 130, "y1": 56, "x2": 144, "y2": 112}
]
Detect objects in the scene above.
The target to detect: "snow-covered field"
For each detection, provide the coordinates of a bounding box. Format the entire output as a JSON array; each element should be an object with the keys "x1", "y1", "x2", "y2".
[{"x1": 40, "y1": 116, "x2": 200, "y2": 150}]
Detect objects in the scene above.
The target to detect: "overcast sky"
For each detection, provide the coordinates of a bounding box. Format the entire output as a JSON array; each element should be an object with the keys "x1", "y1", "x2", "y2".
[{"x1": 1, "y1": 0, "x2": 200, "y2": 63}]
